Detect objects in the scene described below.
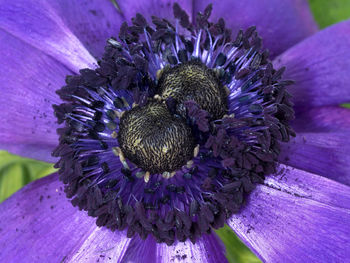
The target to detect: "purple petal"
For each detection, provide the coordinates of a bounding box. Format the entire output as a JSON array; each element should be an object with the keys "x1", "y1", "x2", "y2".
[
  {"x1": 0, "y1": 173, "x2": 131, "y2": 262},
  {"x1": 194, "y1": 0, "x2": 317, "y2": 58},
  {"x1": 274, "y1": 20, "x2": 350, "y2": 112},
  {"x1": 47, "y1": 0, "x2": 124, "y2": 58},
  {"x1": 292, "y1": 106, "x2": 350, "y2": 132},
  {"x1": 279, "y1": 132, "x2": 350, "y2": 186},
  {"x1": 121, "y1": 233, "x2": 228, "y2": 262},
  {"x1": 0, "y1": 29, "x2": 69, "y2": 162},
  {"x1": 155, "y1": 233, "x2": 228, "y2": 263},
  {"x1": 119, "y1": 235, "x2": 158, "y2": 262},
  {"x1": 267, "y1": 164, "x2": 350, "y2": 209},
  {"x1": 65, "y1": 228, "x2": 130, "y2": 262},
  {"x1": 117, "y1": 0, "x2": 193, "y2": 23},
  {"x1": 227, "y1": 167, "x2": 350, "y2": 262},
  {"x1": 0, "y1": 0, "x2": 96, "y2": 72}
]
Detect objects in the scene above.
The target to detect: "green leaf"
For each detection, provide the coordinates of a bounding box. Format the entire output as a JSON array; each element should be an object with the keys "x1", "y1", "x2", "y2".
[
  {"x1": 215, "y1": 225, "x2": 261, "y2": 263},
  {"x1": 0, "y1": 151, "x2": 56, "y2": 202},
  {"x1": 309, "y1": 0, "x2": 350, "y2": 28}
]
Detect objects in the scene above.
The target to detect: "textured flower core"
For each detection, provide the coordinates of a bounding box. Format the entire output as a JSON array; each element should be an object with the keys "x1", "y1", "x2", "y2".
[
  {"x1": 53, "y1": 4, "x2": 295, "y2": 245},
  {"x1": 158, "y1": 61, "x2": 227, "y2": 120},
  {"x1": 118, "y1": 101, "x2": 196, "y2": 174}
]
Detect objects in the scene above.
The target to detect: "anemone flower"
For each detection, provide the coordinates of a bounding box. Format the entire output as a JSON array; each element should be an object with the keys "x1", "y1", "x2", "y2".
[{"x1": 0, "y1": 1, "x2": 350, "y2": 262}]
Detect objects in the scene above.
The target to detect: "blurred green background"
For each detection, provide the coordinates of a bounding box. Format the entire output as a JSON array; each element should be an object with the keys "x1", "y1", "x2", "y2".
[{"x1": 1, "y1": 1, "x2": 350, "y2": 262}]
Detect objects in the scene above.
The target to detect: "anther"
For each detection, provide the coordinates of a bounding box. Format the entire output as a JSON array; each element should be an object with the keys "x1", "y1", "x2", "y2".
[
  {"x1": 94, "y1": 122, "x2": 105, "y2": 132},
  {"x1": 93, "y1": 111, "x2": 102, "y2": 120},
  {"x1": 176, "y1": 186, "x2": 185, "y2": 193},
  {"x1": 92, "y1": 101, "x2": 105, "y2": 109},
  {"x1": 156, "y1": 69, "x2": 164, "y2": 80},
  {"x1": 154, "y1": 94, "x2": 162, "y2": 101},
  {"x1": 224, "y1": 85, "x2": 230, "y2": 96},
  {"x1": 136, "y1": 171, "x2": 145, "y2": 178},
  {"x1": 160, "y1": 195, "x2": 170, "y2": 204},
  {"x1": 111, "y1": 131, "x2": 118, "y2": 138},
  {"x1": 101, "y1": 162, "x2": 110, "y2": 174},
  {"x1": 113, "y1": 97, "x2": 125, "y2": 109},
  {"x1": 106, "y1": 109, "x2": 117, "y2": 120},
  {"x1": 99, "y1": 140, "x2": 108, "y2": 150},
  {"x1": 177, "y1": 49, "x2": 188, "y2": 63},
  {"x1": 183, "y1": 172, "x2": 192, "y2": 179},
  {"x1": 112, "y1": 147, "x2": 120, "y2": 156},
  {"x1": 121, "y1": 160, "x2": 129, "y2": 170},
  {"x1": 107, "y1": 122, "x2": 117, "y2": 131},
  {"x1": 162, "y1": 171, "x2": 171, "y2": 179},
  {"x1": 186, "y1": 160, "x2": 193, "y2": 169},
  {"x1": 116, "y1": 148, "x2": 125, "y2": 162},
  {"x1": 162, "y1": 146, "x2": 169, "y2": 154},
  {"x1": 166, "y1": 184, "x2": 177, "y2": 192},
  {"x1": 222, "y1": 113, "x2": 235, "y2": 119},
  {"x1": 115, "y1": 111, "x2": 124, "y2": 119},
  {"x1": 144, "y1": 171, "x2": 150, "y2": 183},
  {"x1": 144, "y1": 188, "x2": 155, "y2": 194},
  {"x1": 121, "y1": 167, "x2": 132, "y2": 177},
  {"x1": 167, "y1": 55, "x2": 178, "y2": 65},
  {"x1": 193, "y1": 145, "x2": 200, "y2": 157},
  {"x1": 215, "y1": 53, "x2": 226, "y2": 66}
]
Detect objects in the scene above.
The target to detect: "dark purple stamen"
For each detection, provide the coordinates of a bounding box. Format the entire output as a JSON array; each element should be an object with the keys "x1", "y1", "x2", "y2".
[{"x1": 53, "y1": 3, "x2": 294, "y2": 245}]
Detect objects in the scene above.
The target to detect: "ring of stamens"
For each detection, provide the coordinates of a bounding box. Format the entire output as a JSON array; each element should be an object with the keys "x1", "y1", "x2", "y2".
[{"x1": 53, "y1": 3, "x2": 295, "y2": 246}]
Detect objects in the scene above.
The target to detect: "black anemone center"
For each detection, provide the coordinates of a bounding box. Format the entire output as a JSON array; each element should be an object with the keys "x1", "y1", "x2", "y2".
[
  {"x1": 158, "y1": 61, "x2": 227, "y2": 120},
  {"x1": 53, "y1": 3, "x2": 295, "y2": 246},
  {"x1": 118, "y1": 101, "x2": 195, "y2": 174}
]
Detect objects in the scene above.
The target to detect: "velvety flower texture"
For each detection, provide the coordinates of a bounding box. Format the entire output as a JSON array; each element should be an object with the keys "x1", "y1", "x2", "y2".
[{"x1": 0, "y1": 0, "x2": 350, "y2": 262}]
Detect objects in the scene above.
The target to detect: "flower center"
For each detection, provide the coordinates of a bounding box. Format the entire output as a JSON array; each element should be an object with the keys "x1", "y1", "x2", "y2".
[
  {"x1": 118, "y1": 101, "x2": 195, "y2": 174},
  {"x1": 52, "y1": 3, "x2": 295, "y2": 245},
  {"x1": 158, "y1": 61, "x2": 227, "y2": 120}
]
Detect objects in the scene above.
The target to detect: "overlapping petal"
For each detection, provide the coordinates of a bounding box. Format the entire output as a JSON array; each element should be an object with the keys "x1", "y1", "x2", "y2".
[
  {"x1": 121, "y1": 232, "x2": 228, "y2": 263},
  {"x1": 0, "y1": 0, "x2": 96, "y2": 72},
  {"x1": 0, "y1": 173, "x2": 131, "y2": 262},
  {"x1": 47, "y1": 0, "x2": 124, "y2": 58},
  {"x1": 194, "y1": 0, "x2": 317, "y2": 58},
  {"x1": 0, "y1": 29, "x2": 67, "y2": 163},
  {"x1": 274, "y1": 20, "x2": 350, "y2": 113},
  {"x1": 154, "y1": 233, "x2": 227, "y2": 263},
  {"x1": 291, "y1": 106, "x2": 350, "y2": 132},
  {"x1": 0, "y1": 173, "x2": 227, "y2": 262},
  {"x1": 117, "y1": 0, "x2": 193, "y2": 24},
  {"x1": 228, "y1": 166, "x2": 350, "y2": 262},
  {"x1": 266, "y1": 164, "x2": 350, "y2": 209},
  {"x1": 65, "y1": 228, "x2": 131, "y2": 262},
  {"x1": 0, "y1": 0, "x2": 119, "y2": 162},
  {"x1": 119, "y1": 236, "x2": 158, "y2": 262},
  {"x1": 279, "y1": 132, "x2": 350, "y2": 186}
]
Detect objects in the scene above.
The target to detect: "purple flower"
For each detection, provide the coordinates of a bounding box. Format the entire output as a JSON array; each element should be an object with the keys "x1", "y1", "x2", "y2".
[{"x1": 0, "y1": 0, "x2": 350, "y2": 262}]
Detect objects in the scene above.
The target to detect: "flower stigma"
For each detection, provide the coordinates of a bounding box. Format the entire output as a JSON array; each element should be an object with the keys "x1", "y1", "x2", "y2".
[
  {"x1": 53, "y1": 3, "x2": 295, "y2": 245},
  {"x1": 118, "y1": 101, "x2": 196, "y2": 174}
]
